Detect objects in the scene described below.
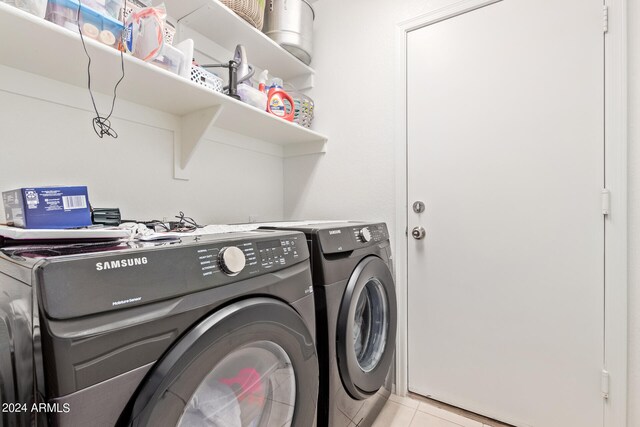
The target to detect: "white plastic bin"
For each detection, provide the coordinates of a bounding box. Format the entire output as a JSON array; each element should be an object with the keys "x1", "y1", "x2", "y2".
[{"x1": 238, "y1": 84, "x2": 268, "y2": 111}]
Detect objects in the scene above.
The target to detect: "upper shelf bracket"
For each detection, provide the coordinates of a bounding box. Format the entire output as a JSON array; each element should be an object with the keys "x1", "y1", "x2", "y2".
[{"x1": 174, "y1": 105, "x2": 224, "y2": 180}]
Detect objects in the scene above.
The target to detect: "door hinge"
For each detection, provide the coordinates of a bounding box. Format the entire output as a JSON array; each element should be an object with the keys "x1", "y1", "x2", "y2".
[
  {"x1": 603, "y1": 5, "x2": 609, "y2": 33},
  {"x1": 601, "y1": 369, "x2": 610, "y2": 399},
  {"x1": 602, "y1": 189, "x2": 611, "y2": 216}
]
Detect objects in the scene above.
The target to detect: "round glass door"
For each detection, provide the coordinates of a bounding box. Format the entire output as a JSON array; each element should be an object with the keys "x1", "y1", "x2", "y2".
[
  {"x1": 178, "y1": 341, "x2": 296, "y2": 427},
  {"x1": 127, "y1": 299, "x2": 318, "y2": 427},
  {"x1": 337, "y1": 256, "x2": 397, "y2": 399},
  {"x1": 353, "y1": 278, "x2": 389, "y2": 373}
]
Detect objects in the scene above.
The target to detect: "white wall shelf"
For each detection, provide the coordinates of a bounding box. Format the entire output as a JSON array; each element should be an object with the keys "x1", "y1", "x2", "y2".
[
  {"x1": 0, "y1": 3, "x2": 327, "y2": 179},
  {"x1": 163, "y1": 0, "x2": 314, "y2": 82}
]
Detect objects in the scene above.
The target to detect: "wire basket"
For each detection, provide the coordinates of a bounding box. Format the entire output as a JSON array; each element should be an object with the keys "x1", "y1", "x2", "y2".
[
  {"x1": 291, "y1": 93, "x2": 314, "y2": 128},
  {"x1": 220, "y1": 0, "x2": 265, "y2": 31},
  {"x1": 190, "y1": 66, "x2": 224, "y2": 93}
]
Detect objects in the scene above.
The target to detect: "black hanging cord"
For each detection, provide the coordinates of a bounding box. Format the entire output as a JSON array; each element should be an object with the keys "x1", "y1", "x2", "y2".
[{"x1": 76, "y1": 0, "x2": 127, "y2": 138}]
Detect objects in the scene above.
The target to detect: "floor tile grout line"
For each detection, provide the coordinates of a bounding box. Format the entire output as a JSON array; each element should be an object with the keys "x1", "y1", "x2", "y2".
[
  {"x1": 408, "y1": 407, "x2": 418, "y2": 426},
  {"x1": 415, "y1": 403, "x2": 477, "y2": 425},
  {"x1": 391, "y1": 398, "x2": 420, "y2": 410},
  {"x1": 426, "y1": 410, "x2": 466, "y2": 427},
  {"x1": 389, "y1": 396, "x2": 505, "y2": 427},
  {"x1": 412, "y1": 409, "x2": 468, "y2": 427},
  {"x1": 408, "y1": 394, "x2": 514, "y2": 427},
  {"x1": 415, "y1": 402, "x2": 487, "y2": 426}
]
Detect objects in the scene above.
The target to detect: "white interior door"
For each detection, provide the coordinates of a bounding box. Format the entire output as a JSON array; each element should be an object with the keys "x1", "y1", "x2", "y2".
[{"x1": 406, "y1": 1, "x2": 605, "y2": 426}]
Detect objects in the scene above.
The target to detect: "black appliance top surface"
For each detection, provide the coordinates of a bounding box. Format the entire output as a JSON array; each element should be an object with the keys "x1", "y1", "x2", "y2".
[{"x1": 1, "y1": 229, "x2": 296, "y2": 260}]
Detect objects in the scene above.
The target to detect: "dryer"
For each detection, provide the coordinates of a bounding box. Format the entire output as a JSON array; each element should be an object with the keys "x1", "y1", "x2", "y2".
[
  {"x1": 0, "y1": 230, "x2": 318, "y2": 427},
  {"x1": 261, "y1": 222, "x2": 397, "y2": 427}
]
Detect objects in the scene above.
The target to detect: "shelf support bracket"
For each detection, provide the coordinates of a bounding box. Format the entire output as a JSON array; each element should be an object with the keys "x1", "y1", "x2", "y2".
[
  {"x1": 287, "y1": 74, "x2": 315, "y2": 91},
  {"x1": 174, "y1": 105, "x2": 224, "y2": 180},
  {"x1": 283, "y1": 139, "x2": 328, "y2": 157}
]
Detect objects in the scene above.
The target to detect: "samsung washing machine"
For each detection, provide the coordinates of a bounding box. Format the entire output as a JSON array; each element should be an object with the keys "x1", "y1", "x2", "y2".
[
  {"x1": 261, "y1": 222, "x2": 397, "y2": 427},
  {"x1": 0, "y1": 230, "x2": 319, "y2": 427}
]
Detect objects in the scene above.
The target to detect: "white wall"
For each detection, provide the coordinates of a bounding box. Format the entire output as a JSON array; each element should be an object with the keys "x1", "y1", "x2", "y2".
[
  {"x1": 281, "y1": 0, "x2": 396, "y2": 225},
  {"x1": 284, "y1": 0, "x2": 434, "y2": 230},
  {"x1": 0, "y1": 80, "x2": 284, "y2": 225},
  {"x1": 285, "y1": 0, "x2": 639, "y2": 424},
  {"x1": 627, "y1": 0, "x2": 639, "y2": 425},
  {"x1": 283, "y1": 0, "x2": 469, "y2": 228}
]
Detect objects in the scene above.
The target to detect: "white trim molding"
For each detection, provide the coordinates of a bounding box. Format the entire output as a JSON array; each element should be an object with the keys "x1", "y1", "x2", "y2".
[{"x1": 393, "y1": 3, "x2": 629, "y2": 427}]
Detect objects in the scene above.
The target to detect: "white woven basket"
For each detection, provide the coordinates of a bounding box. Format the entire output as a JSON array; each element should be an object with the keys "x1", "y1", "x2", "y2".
[
  {"x1": 292, "y1": 93, "x2": 314, "y2": 128},
  {"x1": 190, "y1": 66, "x2": 224, "y2": 93},
  {"x1": 220, "y1": 0, "x2": 265, "y2": 30}
]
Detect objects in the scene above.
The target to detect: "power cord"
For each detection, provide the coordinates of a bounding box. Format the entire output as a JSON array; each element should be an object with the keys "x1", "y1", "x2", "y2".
[
  {"x1": 173, "y1": 211, "x2": 204, "y2": 230},
  {"x1": 76, "y1": 0, "x2": 127, "y2": 138},
  {"x1": 121, "y1": 212, "x2": 204, "y2": 233}
]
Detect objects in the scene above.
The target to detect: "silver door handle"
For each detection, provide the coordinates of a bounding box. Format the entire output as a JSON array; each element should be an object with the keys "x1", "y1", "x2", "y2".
[{"x1": 411, "y1": 226, "x2": 426, "y2": 240}]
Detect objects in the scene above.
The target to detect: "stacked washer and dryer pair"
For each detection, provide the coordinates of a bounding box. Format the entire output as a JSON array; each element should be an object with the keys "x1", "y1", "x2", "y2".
[{"x1": 0, "y1": 221, "x2": 396, "y2": 427}]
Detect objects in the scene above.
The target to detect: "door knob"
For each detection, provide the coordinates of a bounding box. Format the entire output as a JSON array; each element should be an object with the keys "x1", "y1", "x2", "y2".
[{"x1": 411, "y1": 226, "x2": 426, "y2": 240}]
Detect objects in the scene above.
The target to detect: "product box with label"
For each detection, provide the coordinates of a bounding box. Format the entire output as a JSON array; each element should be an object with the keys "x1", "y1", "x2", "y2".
[{"x1": 2, "y1": 186, "x2": 92, "y2": 229}]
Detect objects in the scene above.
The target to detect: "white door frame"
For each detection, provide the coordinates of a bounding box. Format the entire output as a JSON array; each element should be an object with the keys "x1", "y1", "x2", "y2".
[{"x1": 393, "y1": 1, "x2": 628, "y2": 426}]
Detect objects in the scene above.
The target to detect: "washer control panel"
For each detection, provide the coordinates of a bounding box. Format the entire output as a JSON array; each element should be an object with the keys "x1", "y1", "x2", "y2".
[
  {"x1": 318, "y1": 223, "x2": 389, "y2": 254},
  {"x1": 351, "y1": 224, "x2": 387, "y2": 244},
  {"x1": 197, "y1": 242, "x2": 255, "y2": 277},
  {"x1": 196, "y1": 234, "x2": 304, "y2": 277},
  {"x1": 257, "y1": 237, "x2": 301, "y2": 269},
  {"x1": 37, "y1": 231, "x2": 309, "y2": 320}
]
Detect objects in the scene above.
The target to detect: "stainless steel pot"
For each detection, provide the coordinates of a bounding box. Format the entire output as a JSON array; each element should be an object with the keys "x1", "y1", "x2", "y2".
[{"x1": 263, "y1": 0, "x2": 314, "y2": 65}]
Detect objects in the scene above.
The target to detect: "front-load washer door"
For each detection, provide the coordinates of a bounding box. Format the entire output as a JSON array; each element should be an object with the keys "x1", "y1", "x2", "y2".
[
  {"x1": 337, "y1": 256, "x2": 397, "y2": 400},
  {"x1": 126, "y1": 298, "x2": 318, "y2": 427}
]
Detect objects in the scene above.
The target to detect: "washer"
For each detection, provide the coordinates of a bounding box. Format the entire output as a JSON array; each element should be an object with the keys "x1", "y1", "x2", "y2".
[
  {"x1": 0, "y1": 230, "x2": 318, "y2": 426},
  {"x1": 261, "y1": 222, "x2": 397, "y2": 427}
]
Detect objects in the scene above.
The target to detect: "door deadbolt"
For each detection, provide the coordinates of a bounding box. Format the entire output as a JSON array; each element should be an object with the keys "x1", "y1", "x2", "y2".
[
  {"x1": 411, "y1": 226, "x2": 426, "y2": 240},
  {"x1": 413, "y1": 201, "x2": 425, "y2": 213}
]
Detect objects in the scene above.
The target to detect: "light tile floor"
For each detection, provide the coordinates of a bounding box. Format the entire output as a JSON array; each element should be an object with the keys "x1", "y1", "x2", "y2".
[{"x1": 372, "y1": 394, "x2": 512, "y2": 427}]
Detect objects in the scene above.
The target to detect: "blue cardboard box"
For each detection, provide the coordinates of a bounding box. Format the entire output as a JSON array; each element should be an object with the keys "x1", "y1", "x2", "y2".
[{"x1": 2, "y1": 186, "x2": 92, "y2": 229}]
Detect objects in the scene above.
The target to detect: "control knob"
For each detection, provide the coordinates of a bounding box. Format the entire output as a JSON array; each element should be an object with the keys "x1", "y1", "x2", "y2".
[
  {"x1": 359, "y1": 227, "x2": 372, "y2": 243},
  {"x1": 218, "y1": 246, "x2": 246, "y2": 276}
]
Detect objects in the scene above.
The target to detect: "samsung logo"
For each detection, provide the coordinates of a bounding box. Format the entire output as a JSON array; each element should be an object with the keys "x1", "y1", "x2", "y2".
[
  {"x1": 96, "y1": 257, "x2": 148, "y2": 271},
  {"x1": 329, "y1": 230, "x2": 342, "y2": 235}
]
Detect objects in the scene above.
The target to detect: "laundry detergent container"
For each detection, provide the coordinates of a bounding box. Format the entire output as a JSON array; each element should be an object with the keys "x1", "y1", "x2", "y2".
[{"x1": 263, "y1": 0, "x2": 314, "y2": 65}]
